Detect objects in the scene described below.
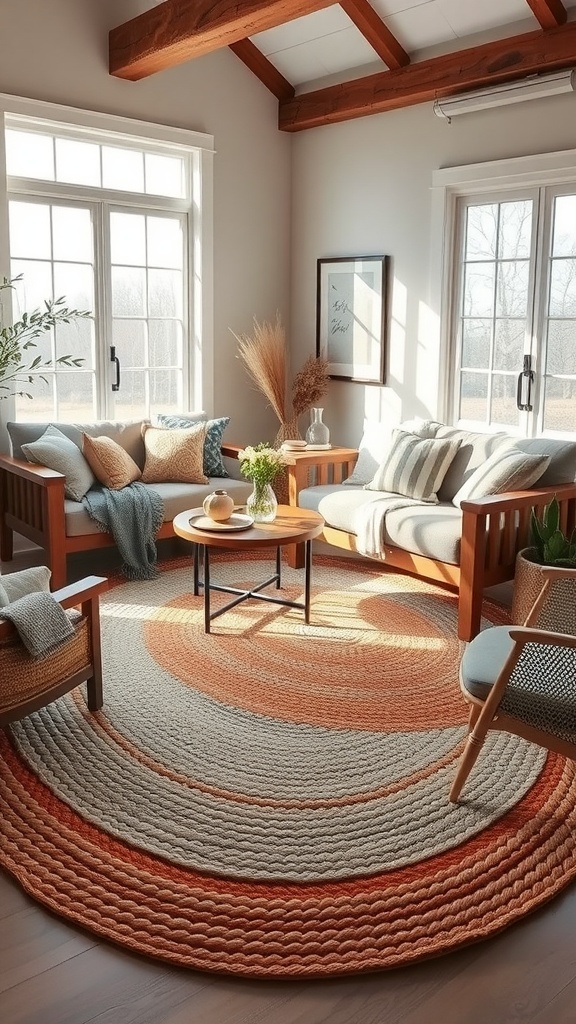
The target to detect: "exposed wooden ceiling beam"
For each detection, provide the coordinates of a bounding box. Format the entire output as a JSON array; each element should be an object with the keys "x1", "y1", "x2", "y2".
[
  {"x1": 339, "y1": 0, "x2": 409, "y2": 69},
  {"x1": 525, "y1": 0, "x2": 567, "y2": 30},
  {"x1": 229, "y1": 38, "x2": 295, "y2": 100},
  {"x1": 109, "y1": 0, "x2": 335, "y2": 80},
  {"x1": 279, "y1": 20, "x2": 576, "y2": 131}
]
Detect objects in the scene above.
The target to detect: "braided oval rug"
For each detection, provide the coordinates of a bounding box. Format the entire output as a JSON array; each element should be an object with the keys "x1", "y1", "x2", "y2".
[{"x1": 2, "y1": 554, "x2": 576, "y2": 978}]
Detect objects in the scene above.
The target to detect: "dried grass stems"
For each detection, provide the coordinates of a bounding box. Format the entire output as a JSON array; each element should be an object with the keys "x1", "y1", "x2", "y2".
[
  {"x1": 233, "y1": 315, "x2": 287, "y2": 425},
  {"x1": 233, "y1": 316, "x2": 330, "y2": 436}
]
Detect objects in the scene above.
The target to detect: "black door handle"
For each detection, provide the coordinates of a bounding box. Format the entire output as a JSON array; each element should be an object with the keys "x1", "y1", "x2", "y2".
[
  {"x1": 110, "y1": 346, "x2": 121, "y2": 392},
  {"x1": 516, "y1": 354, "x2": 533, "y2": 411}
]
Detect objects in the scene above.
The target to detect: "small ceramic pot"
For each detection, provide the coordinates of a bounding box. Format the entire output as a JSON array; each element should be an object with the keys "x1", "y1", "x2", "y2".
[{"x1": 202, "y1": 489, "x2": 234, "y2": 522}]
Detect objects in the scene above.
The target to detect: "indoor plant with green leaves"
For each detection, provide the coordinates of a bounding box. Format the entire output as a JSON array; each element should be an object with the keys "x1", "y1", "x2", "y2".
[
  {"x1": 511, "y1": 496, "x2": 576, "y2": 623},
  {"x1": 0, "y1": 275, "x2": 89, "y2": 400}
]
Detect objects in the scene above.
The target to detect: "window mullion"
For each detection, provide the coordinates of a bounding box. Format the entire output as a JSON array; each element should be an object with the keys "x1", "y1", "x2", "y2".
[{"x1": 94, "y1": 202, "x2": 111, "y2": 419}]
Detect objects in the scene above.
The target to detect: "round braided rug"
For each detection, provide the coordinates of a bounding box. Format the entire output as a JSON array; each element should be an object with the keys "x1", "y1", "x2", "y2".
[{"x1": 2, "y1": 554, "x2": 576, "y2": 978}]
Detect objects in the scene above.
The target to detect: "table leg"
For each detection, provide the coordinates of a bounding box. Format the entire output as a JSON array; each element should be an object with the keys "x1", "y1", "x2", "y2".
[
  {"x1": 204, "y1": 546, "x2": 211, "y2": 634},
  {"x1": 276, "y1": 545, "x2": 281, "y2": 589},
  {"x1": 304, "y1": 539, "x2": 312, "y2": 624},
  {"x1": 193, "y1": 543, "x2": 200, "y2": 596}
]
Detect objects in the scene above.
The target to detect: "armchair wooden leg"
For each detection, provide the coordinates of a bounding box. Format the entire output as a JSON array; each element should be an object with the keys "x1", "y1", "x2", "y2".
[
  {"x1": 83, "y1": 592, "x2": 103, "y2": 711},
  {"x1": 450, "y1": 710, "x2": 490, "y2": 803}
]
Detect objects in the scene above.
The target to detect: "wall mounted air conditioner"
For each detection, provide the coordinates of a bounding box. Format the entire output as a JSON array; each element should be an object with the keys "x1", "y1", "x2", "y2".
[{"x1": 433, "y1": 69, "x2": 576, "y2": 121}]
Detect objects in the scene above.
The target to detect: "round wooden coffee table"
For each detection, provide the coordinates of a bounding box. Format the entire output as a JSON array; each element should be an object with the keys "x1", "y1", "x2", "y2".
[{"x1": 172, "y1": 505, "x2": 325, "y2": 632}]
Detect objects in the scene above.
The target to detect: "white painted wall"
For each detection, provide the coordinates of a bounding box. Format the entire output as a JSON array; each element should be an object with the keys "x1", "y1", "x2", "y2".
[
  {"x1": 0, "y1": 0, "x2": 292, "y2": 448},
  {"x1": 290, "y1": 94, "x2": 576, "y2": 447}
]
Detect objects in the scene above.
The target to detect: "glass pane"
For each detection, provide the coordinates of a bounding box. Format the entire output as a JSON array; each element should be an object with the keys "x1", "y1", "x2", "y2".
[
  {"x1": 147, "y1": 216, "x2": 183, "y2": 269},
  {"x1": 461, "y1": 319, "x2": 491, "y2": 369},
  {"x1": 111, "y1": 266, "x2": 146, "y2": 317},
  {"x1": 145, "y1": 153, "x2": 185, "y2": 198},
  {"x1": 496, "y1": 261, "x2": 529, "y2": 317},
  {"x1": 9, "y1": 201, "x2": 51, "y2": 259},
  {"x1": 52, "y1": 206, "x2": 93, "y2": 262},
  {"x1": 56, "y1": 371, "x2": 96, "y2": 422},
  {"x1": 112, "y1": 319, "x2": 147, "y2": 367},
  {"x1": 463, "y1": 264, "x2": 495, "y2": 317},
  {"x1": 6, "y1": 129, "x2": 55, "y2": 180},
  {"x1": 546, "y1": 319, "x2": 576, "y2": 375},
  {"x1": 490, "y1": 374, "x2": 518, "y2": 428},
  {"x1": 55, "y1": 318, "x2": 94, "y2": 367},
  {"x1": 542, "y1": 376, "x2": 576, "y2": 432},
  {"x1": 110, "y1": 212, "x2": 146, "y2": 267},
  {"x1": 53, "y1": 262, "x2": 94, "y2": 312},
  {"x1": 149, "y1": 321, "x2": 181, "y2": 367},
  {"x1": 493, "y1": 319, "x2": 525, "y2": 371},
  {"x1": 549, "y1": 258, "x2": 576, "y2": 317},
  {"x1": 113, "y1": 370, "x2": 146, "y2": 421},
  {"x1": 102, "y1": 146, "x2": 144, "y2": 192},
  {"x1": 498, "y1": 201, "x2": 532, "y2": 259},
  {"x1": 55, "y1": 138, "x2": 100, "y2": 186},
  {"x1": 10, "y1": 259, "x2": 54, "y2": 355},
  {"x1": 148, "y1": 269, "x2": 182, "y2": 318},
  {"x1": 465, "y1": 205, "x2": 497, "y2": 261},
  {"x1": 552, "y1": 195, "x2": 576, "y2": 258},
  {"x1": 14, "y1": 374, "x2": 54, "y2": 421},
  {"x1": 459, "y1": 371, "x2": 487, "y2": 422},
  {"x1": 149, "y1": 368, "x2": 181, "y2": 416}
]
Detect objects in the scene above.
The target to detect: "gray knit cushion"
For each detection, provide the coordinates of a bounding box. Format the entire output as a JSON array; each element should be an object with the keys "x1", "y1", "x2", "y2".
[
  {"x1": 0, "y1": 565, "x2": 52, "y2": 607},
  {"x1": 21, "y1": 425, "x2": 95, "y2": 501},
  {"x1": 366, "y1": 430, "x2": 461, "y2": 503}
]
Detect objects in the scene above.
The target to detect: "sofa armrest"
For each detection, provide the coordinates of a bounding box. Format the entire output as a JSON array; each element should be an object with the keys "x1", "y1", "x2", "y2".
[
  {"x1": 0, "y1": 453, "x2": 66, "y2": 486},
  {"x1": 0, "y1": 453, "x2": 68, "y2": 584}
]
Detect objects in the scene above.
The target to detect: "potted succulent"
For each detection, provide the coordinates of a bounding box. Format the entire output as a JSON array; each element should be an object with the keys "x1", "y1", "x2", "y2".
[
  {"x1": 0, "y1": 275, "x2": 89, "y2": 400},
  {"x1": 511, "y1": 496, "x2": 576, "y2": 623}
]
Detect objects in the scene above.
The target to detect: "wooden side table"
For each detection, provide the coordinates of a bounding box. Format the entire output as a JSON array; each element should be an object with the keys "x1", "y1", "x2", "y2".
[{"x1": 222, "y1": 445, "x2": 358, "y2": 568}]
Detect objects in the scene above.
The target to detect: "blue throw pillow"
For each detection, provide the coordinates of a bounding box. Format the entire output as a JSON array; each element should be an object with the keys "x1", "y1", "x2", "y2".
[{"x1": 158, "y1": 414, "x2": 230, "y2": 477}]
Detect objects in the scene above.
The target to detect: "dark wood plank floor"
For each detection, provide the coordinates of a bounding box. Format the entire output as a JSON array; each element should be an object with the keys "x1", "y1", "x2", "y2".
[{"x1": 2, "y1": 545, "x2": 575, "y2": 1022}]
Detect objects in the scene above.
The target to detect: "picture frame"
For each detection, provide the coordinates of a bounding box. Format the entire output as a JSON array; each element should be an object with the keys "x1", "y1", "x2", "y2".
[{"x1": 316, "y1": 255, "x2": 389, "y2": 384}]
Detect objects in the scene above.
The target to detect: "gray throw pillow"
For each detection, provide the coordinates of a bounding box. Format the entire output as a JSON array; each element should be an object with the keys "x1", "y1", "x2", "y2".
[
  {"x1": 21, "y1": 424, "x2": 96, "y2": 501},
  {"x1": 0, "y1": 565, "x2": 52, "y2": 607},
  {"x1": 158, "y1": 413, "x2": 230, "y2": 477},
  {"x1": 452, "y1": 448, "x2": 551, "y2": 507}
]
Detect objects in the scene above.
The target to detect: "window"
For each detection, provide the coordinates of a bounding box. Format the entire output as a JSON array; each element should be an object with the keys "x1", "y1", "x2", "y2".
[
  {"x1": 434, "y1": 152, "x2": 576, "y2": 438},
  {"x1": 0, "y1": 97, "x2": 214, "y2": 423}
]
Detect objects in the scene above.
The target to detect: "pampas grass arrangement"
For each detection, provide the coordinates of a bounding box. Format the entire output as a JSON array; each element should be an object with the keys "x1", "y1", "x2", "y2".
[{"x1": 233, "y1": 315, "x2": 330, "y2": 446}]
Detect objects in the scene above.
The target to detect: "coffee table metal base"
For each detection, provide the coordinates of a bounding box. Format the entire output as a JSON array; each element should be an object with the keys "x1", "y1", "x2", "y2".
[{"x1": 192, "y1": 540, "x2": 312, "y2": 633}]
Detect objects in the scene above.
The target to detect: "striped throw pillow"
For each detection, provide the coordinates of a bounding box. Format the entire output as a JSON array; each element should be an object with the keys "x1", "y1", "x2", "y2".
[
  {"x1": 366, "y1": 430, "x2": 462, "y2": 503},
  {"x1": 452, "y1": 447, "x2": 551, "y2": 508}
]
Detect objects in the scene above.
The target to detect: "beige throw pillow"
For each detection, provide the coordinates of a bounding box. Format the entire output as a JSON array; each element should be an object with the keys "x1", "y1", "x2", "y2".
[
  {"x1": 83, "y1": 434, "x2": 142, "y2": 490},
  {"x1": 452, "y1": 447, "x2": 551, "y2": 507},
  {"x1": 141, "y1": 422, "x2": 209, "y2": 484}
]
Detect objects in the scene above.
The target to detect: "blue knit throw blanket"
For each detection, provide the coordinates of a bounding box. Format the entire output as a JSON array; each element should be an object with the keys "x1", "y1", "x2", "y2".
[{"x1": 82, "y1": 483, "x2": 164, "y2": 581}]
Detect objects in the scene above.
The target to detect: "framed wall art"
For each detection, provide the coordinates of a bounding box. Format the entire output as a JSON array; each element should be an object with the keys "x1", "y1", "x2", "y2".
[{"x1": 316, "y1": 255, "x2": 389, "y2": 384}]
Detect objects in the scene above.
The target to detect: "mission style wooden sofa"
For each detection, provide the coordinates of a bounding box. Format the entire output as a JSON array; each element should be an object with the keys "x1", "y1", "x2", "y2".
[{"x1": 2, "y1": 419, "x2": 576, "y2": 643}]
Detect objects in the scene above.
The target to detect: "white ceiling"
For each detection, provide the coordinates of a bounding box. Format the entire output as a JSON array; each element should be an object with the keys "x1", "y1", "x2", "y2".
[
  {"x1": 251, "y1": 0, "x2": 576, "y2": 91},
  {"x1": 135, "y1": 1, "x2": 576, "y2": 92}
]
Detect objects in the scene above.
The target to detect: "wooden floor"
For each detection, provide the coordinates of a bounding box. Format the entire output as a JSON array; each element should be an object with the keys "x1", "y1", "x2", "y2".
[{"x1": 2, "y1": 545, "x2": 576, "y2": 1023}]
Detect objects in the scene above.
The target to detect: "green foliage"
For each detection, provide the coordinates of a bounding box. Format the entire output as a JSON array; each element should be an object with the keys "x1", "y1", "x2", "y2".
[
  {"x1": 238, "y1": 443, "x2": 288, "y2": 487},
  {"x1": 530, "y1": 496, "x2": 576, "y2": 567},
  {"x1": 0, "y1": 275, "x2": 90, "y2": 399}
]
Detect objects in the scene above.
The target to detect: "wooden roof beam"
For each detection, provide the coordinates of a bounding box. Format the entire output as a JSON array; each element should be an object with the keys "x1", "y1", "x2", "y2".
[
  {"x1": 229, "y1": 39, "x2": 295, "y2": 100},
  {"x1": 339, "y1": 0, "x2": 410, "y2": 69},
  {"x1": 526, "y1": 0, "x2": 567, "y2": 30},
  {"x1": 279, "y1": 19, "x2": 576, "y2": 131},
  {"x1": 109, "y1": 0, "x2": 335, "y2": 80}
]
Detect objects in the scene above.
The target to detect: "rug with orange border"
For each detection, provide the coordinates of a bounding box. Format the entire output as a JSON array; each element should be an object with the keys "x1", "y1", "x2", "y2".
[{"x1": 1, "y1": 553, "x2": 576, "y2": 978}]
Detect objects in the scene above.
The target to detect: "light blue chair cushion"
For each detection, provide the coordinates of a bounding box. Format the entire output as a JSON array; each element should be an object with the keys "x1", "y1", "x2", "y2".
[{"x1": 460, "y1": 626, "x2": 515, "y2": 700}]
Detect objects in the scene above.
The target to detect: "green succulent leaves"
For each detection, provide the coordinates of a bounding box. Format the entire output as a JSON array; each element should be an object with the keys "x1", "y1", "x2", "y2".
[{"x1": 530, "y1": 496, "x2": 576, "y2": 567}]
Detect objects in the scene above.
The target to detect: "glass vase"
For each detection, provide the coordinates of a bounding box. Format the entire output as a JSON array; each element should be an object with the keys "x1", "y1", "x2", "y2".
[
  {"x1": 247, "y1": 481, "x2": 278, "y2": 523},
  {"x1": 306, "y1": 407, "x2": 330, "y2": 447}
]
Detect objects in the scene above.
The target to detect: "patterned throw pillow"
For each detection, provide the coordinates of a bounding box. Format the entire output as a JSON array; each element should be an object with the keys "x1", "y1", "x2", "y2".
[
  {"x1": 82, "y1": 434, "x2": 142, "y2": 490},
  {"x1": 452, "y1": 447, "x2": 551, "y2": 508},
  {"x1": 21, "y1": 425, "x2": 95, "y2": 502},
  {"x1": 366, "y1": 429, "x2": 462, "y2": 503},
  {"x1": 158, "y1": 413, "x2": 230, "y2": 477},
  {"x1": 141, "y1": 422, "x2": 209, "y2": 484}
]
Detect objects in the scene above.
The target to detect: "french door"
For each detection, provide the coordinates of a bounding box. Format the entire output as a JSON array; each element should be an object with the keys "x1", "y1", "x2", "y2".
[
  {"x1": 451, "y1": 185, "x2": 576, "y2": 437},
  {"x1": 8, "y1": 196, "x2": 187, "y2": 423}
]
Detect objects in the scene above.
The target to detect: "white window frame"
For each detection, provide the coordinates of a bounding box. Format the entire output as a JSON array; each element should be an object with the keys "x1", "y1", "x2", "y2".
[
  {"x1": 431, "y1": 148, "x2": 576, "y2": 430},
  {"x1": 0, "y1": 93, "x2": 215, "y2": 422}
]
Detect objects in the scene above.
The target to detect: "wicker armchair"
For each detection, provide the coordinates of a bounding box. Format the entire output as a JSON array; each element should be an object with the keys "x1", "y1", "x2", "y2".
[
  {"x1": 450, "y1": 566, "x2": 576, "y2": 803},
  {"x1": 0, "y1": 575, "x2": 107, "y2": 728}
]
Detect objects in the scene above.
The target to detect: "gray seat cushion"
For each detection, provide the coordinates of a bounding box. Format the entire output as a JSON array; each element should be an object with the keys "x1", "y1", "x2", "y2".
[{"x1": 460, "y1": 626, "x2": 515, "y2": 700}]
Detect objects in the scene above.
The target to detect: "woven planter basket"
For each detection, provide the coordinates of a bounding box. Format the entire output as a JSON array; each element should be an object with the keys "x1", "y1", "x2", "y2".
[
  {"x1": 0, "y1": 616, "x2": 90, "y2": 714},
  {"x1": 511, "y1": 548, "x2": 547, "y2": 625}
]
